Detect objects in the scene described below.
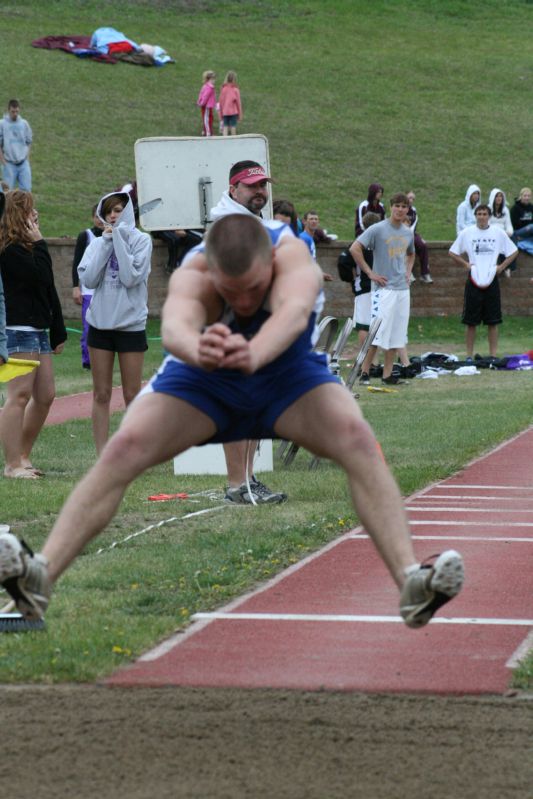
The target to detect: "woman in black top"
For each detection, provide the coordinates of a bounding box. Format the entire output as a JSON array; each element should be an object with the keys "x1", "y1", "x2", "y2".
[{"x1": 0, "y1": 190, "x2": 66, "y2": 478}]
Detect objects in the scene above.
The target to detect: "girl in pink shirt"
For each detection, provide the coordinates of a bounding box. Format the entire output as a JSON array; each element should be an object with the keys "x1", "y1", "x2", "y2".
[
  {"x1": 196, "y1": 70, "x2": 216, "y2": 136},
  {"x1": 218, "y1": 71, "x2": 242, "y2": 136}
]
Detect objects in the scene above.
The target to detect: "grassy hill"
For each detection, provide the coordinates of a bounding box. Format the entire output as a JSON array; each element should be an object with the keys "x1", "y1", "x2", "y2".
[{"x1": 2, "y1": 0, "x2": 533, "y2": 240}]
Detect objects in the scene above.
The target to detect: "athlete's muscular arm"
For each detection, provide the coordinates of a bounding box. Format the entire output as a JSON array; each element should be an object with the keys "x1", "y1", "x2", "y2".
[
  {"x1": 161, "y1": 255, "x2": 226, "y2": 369},
  {"x1": 245, "y1": 237, "x2": 323, "y2": 372}
]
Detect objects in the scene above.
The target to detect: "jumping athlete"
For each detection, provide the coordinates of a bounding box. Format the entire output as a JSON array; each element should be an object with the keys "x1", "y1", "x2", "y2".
[{"x1": 0, "y1": 214, "x2": 464, "y2": 630}]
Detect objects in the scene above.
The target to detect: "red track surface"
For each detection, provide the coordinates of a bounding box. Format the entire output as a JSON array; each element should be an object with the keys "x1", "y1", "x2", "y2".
[
  {"x1": 45, "y1": 386, "x2": 127, "y2": 425},
  {"x1": 106, "y1": 427, "x2": 533, "y2": 694}
]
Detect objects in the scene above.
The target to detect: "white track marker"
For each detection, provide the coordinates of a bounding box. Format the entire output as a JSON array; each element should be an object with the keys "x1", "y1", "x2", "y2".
[
  {"x1": 192, "y1": 611, "x2": 533, "y2": 626},
  {"x1": 432, "y1": 484, "x2": 533, "y2": 491},
  {"x1": 407, "y1": 505, "x2": 533, "y2": 514},
  {"x1": 410, "y1": 520, "x2": 533, "y2": 527},
  {"x1": 413, "y1": 494, "x2": 533, "y2": 502},
  {"x1": 348, "y1": 533, "x2": 533, "y2": 543},
  {"x1": 506, "y1": 631, "x2": 533, "y2": 668}
]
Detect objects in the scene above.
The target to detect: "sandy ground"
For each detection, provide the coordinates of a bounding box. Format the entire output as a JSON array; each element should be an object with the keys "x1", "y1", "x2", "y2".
[{"x1": 1, "y1": 685, "x2": 531, "y2": 798}]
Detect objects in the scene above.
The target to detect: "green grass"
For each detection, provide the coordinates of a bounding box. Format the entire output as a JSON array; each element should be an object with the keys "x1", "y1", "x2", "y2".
[
  {"x1": 0, "y1": 318, "x2": 532, "y2": 687},
  {"x1": 3, "y1": 0, "x2": 533, "y2": 239}
]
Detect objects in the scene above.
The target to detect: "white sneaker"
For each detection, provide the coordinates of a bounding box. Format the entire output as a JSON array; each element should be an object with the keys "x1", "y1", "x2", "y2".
[
  {"x1": 0, "y1": 533, "x2": 51, "y2": 620},
  {"x1": 400, "y1": 550, "x2": 464, "y2": 628}
]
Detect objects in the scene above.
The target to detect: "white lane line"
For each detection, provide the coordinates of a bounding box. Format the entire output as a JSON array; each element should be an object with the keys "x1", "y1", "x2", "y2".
[
  {"x1": 192, "y1": 612, "x2": 533, "y2": 627},
  {"x1": 409, "y1": 520, "x2": 533, "y2": 527},
  {"x1": 414, "y1": 495, "x2": 533, "y2": 502},
  {"x1": 432, "y1": 484, "x2": 533, "y2": 490},
  {"x1": 407, "y1": 506, "x2": 533, "y2": 514},
  {"x1": 506, "y1": 631, "x2": 533, "y2": 668},
  {"x1": 348, "y1": 533, "x2": 533, "y2": 543}
]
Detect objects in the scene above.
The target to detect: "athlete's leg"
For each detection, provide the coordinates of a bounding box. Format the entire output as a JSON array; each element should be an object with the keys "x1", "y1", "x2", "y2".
[
  {"x1": 41, "y1": 393, "x2": 217, "y2": 583},
  {"x1": 274, "y1": 382, "x2": 417, "y2": 588}
]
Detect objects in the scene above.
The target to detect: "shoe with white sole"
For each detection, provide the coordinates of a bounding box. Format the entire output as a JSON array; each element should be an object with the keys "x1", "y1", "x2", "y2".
[
  {"x1": 0, "y1": 533, "x2": 51, "y2": 620},
  {"x1": 400, "y1": 550, "x2": 464, "y2": 628}
]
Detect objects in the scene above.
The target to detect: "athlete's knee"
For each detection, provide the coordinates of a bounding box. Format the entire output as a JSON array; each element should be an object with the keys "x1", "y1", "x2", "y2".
[
  {"x1": 336, "y1": 415, "x2": 380, "y2": 461},
  {"x1": 99, "y1": 426, "x2": 147, "y2": 474}
]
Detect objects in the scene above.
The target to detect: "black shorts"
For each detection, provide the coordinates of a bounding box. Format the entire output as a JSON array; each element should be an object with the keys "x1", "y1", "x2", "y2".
[
  {"x1": 87, "y1": 325, "x2": 148, "y2": 352},
  {"x1": 461, "y1": 278, "x2": 502, "y2": 327}
]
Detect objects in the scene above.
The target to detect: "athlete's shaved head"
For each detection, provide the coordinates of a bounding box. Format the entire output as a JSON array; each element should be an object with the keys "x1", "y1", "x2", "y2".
[{"x1": 205, "y1": 214, "x2": 273, "y2": 276}]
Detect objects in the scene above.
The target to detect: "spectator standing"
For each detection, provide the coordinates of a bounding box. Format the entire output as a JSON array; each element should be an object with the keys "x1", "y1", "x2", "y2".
[
  {"x1": 449, "y1": 204, "x2": 517, "y2": 359},
  {"x1": 300, "y1": 211, "x2": 334, "y2": 280},
  {"x1": 350, "y1": 193, "x2": 415, "y2": 385},
  {"x1": 196, "y1": 71, "x2": 217, "y2": 137},
  {"x1": 0, "y1": 100, "x2": 33, "y2": 191},
  {"x1": 510, "y1": 187, "x2": 533, "y2": 244},
  {"x1": 405, "y1": 190, "x2": 433, "y2": 283},
  {"x1": 351, "y1": 211, "x2": 379, "y2": 348},
  {"x1": 72, "y1": 204, "x2": 104, "y2": 369},
  {"x1": 0, "y1": 192, "x2": 7, "y2": 365},
  {"x1": 218, "y1": 71, "x2": 242, "y2": 136},
  {"x1": 78, "y1": 191, "x2": 152, "y2": 453},
  {"x1": 488, "y1": 188, "x2": 514, "y2": 277},
  {"x1": 456, "y1": 184, "x2": 480, "y2": 234},
  {"x1": 355, "y1": 183, "x2": 385, "y2": 237},
  {"x1": 0, "y1": 190, "x2": 66, "y2": 478}
]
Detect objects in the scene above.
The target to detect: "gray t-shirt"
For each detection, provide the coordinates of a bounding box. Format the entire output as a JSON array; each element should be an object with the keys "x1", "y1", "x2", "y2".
[{"x1": 357, "y1": 219, "x2": 414, "y2": 290}]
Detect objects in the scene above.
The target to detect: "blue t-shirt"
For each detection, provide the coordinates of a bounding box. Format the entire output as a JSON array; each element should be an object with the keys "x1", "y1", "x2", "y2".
[{"x1": 299, "y1": 231, "x2": 316, "y2": 260}]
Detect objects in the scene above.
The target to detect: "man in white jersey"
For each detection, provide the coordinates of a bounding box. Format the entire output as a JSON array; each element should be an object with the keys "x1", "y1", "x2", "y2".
[{"x1": 449, "y1": 204, "x2": 517, "y2": 359}]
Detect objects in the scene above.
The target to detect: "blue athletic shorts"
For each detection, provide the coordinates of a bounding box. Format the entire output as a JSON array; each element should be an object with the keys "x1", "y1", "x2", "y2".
[{"x1": 143, "y1": 350, "x2": 339, "y2": 443}]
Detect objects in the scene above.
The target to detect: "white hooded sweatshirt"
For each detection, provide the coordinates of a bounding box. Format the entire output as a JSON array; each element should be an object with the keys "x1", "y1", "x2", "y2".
[
  {"x1": 456, "y1": 184, "x2": 481, "y2": 235},
  {"x1": 488, "y1": 188, "x2": 513, "y2": 236},
  {"x1": 78, "y1": 192, "x2": 152, "y2": 331}
]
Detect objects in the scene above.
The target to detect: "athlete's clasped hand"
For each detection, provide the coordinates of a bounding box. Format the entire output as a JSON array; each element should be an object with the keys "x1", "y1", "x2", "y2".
[{"x1": 197, "y1": 323, "x2": 257, "y2": 373}]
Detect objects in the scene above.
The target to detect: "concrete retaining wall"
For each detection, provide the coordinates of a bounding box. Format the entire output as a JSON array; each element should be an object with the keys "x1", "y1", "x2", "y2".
[{"x1": 47, "y1": 238, "x2": 533, "y2": 321}]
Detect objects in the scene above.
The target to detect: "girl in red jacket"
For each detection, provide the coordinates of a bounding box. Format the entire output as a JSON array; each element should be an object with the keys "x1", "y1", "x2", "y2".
[{"x1": 218, "y1": 71, "x2": 242, "y2": 136}]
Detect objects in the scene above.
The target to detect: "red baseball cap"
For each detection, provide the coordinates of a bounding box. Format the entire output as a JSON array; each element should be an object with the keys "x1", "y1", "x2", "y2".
[{"x1": 229, "y1": 165, "x2": 273, "y2": 186}]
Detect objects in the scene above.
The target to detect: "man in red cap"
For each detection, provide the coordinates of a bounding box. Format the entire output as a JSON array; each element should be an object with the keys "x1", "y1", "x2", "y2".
[{"x1": 206, "y1": 160, "x2": 292, "y2": 505}]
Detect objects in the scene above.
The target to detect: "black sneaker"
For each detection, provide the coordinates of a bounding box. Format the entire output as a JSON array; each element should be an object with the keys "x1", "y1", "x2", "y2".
[
  {"x1": 359, "y1": 372, "x2": 370, "y2": 385},
  {"x1": 224, "y1": 480, "x2": 287, "y2": 505},
  {"x1": 382, "y1": 374, "x2": 407, "y2": 385}
]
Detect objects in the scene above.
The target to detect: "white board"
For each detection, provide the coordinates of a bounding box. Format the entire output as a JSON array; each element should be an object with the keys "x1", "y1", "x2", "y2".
[
  {"x1": 173, "y1": 441, "x2": 273, "y2": 476},
  {"x1": 134, "y1": 134, "x2": 271, "y2": 231}
]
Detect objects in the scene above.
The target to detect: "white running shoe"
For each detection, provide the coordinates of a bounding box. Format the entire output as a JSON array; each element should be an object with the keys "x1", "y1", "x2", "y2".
[
  {"x1": 0, "y1": 533, "x2": 51, "y2": 620},
  {"x1": 400, "y1": 550, "x2": 464, "y2": 628}
]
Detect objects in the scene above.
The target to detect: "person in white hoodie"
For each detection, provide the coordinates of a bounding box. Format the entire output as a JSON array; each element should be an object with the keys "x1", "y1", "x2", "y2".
[
  {"x1": 456, "y1": 184, "x2": 481, "y2": 235},
  {"x1": 78, "y1": 191, "x2": 152, "y2": 452},
  {"x1": 488, "y1": 188, "x2": 514, "y2": 277}
]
